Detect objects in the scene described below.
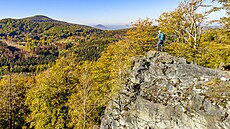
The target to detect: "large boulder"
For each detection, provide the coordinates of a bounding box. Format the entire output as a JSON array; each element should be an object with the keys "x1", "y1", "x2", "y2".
[{"x1": 100, "y1": 51, "x2": 230, "y2": 129}]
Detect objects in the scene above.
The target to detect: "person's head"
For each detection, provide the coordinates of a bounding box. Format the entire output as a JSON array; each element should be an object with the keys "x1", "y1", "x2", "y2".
[{"x1": 158, "y1": 30, "x2": 161, "y2": 34}]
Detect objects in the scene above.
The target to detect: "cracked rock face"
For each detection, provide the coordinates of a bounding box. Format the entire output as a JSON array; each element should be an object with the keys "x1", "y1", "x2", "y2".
[{"x1": 100, "y1": 51, "x2": 230, "y2": 129}]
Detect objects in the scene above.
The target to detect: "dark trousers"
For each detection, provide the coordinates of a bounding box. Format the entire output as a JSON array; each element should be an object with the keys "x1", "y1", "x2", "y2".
[{"x1": 157, "y1": 40, "x2": 164, "y2": 52}]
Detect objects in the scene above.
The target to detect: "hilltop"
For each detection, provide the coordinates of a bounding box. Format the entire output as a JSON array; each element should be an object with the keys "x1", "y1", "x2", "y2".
[
  {"x1": 0, "y1": 15, "x2": 100, "y2": 42},
  {"x1": 22, "y1": 15, "x2": 57, "y2": 23}
]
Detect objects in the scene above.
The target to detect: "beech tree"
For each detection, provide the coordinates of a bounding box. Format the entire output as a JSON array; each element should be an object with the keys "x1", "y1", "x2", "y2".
[
  {"x1": 68, "y1": 62, "x2": 103, "y2": 129},
  {"x1": 157, "y1": 0, "x2": 212, "y2": 47}
]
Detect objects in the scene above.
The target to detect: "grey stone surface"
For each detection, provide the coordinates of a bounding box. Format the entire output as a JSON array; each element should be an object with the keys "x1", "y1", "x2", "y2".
[{"x1": 100, "y1": 51, "x2": 230, "y2": 129}]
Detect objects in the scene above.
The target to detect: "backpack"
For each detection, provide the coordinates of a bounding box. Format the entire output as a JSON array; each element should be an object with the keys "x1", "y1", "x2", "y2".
[{"x1": 160, "y1": 33, "x2": 165, "y2": 41}]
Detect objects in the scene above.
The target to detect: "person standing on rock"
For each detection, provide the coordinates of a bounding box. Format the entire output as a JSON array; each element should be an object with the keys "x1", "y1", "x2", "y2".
[{"x1": 157, "y1": 30, "x2": 165, "y2": 52}]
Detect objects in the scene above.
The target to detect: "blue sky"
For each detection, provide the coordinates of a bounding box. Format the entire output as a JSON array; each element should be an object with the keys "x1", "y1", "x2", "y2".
[{"x1": 0, "y1": 0, "x2": 224, "y2": 26}]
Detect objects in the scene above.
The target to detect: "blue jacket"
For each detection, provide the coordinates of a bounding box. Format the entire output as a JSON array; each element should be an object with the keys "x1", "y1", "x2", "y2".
[{"x1": 158, "y1": 33, "x2": 165, "y2": 41}]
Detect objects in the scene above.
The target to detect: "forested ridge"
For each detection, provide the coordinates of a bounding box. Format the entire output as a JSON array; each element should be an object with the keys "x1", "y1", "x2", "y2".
[
  {"x1": 0, "y1": 0, "x2": 229, "y2": 128},
  {"x1": 0, "y1": 15, "x2": 127, "y2": 75}
]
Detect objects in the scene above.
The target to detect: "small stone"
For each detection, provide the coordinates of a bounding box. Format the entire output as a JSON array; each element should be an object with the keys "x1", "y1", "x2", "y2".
[
  {"x1": 119, "y1": 118, "x2": 126, "y2": 126},
  {"x1": 220, "y1": 77, "x2": 228, "y2": 81},
  {"x1": 200, "y1": 77, "x2": 209, "y2": 82}
]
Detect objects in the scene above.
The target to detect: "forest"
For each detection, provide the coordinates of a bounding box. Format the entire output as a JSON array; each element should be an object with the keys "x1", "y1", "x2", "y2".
[{"x1": 0, "y1": 0, "x2": 229, "y2": 128}]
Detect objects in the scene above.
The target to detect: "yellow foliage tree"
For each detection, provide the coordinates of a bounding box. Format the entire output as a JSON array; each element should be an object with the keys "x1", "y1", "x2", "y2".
[
  {"x1": 0, "y1": 74, "x2": 31, "y2": 129},
  {"x1": 157, "y1": 0, "x2": 212, "y2": 47},
  {"x1": 68, "y1": 61, "x2": 105, "y2": 129},
  {"x1": 26, "y1": 58, "x2": 77, "y2": 129}
]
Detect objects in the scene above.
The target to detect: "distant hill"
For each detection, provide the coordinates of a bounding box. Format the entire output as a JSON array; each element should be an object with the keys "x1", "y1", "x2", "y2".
[
  {"x1": 94, "y1": 24, "x2": 131, "y2": 30},
  {"x1": 202, "y1": 25, "x2": 222, "y2": 31},
  {"x1": 94, "y1": 24, "x2": 112, "y2": 30},
  {"x1": 22, "y1": 15, "x2": 81, "y2": 26},
  {"x1": 106, "y1": 25, "x2": 131, "y2": 30},
  {"x1": 0, "y1": 15, "x2": 99, "y2": 42},
  {"x1": 22, "y1": 15, "x2": 56, "y2": 23}
]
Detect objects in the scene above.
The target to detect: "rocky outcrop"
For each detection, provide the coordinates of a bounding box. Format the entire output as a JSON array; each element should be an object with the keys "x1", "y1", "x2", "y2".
[{"x1": 100, "y1": 51, "x2": 230, "y2": 129}]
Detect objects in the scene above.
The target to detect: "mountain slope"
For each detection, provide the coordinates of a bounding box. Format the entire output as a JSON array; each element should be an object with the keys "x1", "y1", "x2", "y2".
[{"x1": 0, "y1": 15, "x2": 128, "y2": 75}]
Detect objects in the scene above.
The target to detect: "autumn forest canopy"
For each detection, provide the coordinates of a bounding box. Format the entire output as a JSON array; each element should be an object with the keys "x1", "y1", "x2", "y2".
[{"x1": 0, "y1": 0, "x2": 229, "y2": 128}]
